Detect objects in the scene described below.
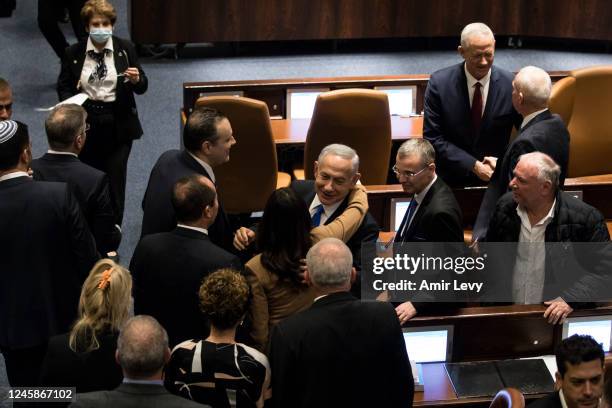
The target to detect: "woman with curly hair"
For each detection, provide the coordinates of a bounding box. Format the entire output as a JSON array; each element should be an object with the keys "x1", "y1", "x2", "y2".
[
  {"x1": 165, "y1": 268, "x2": 271, "y2": 408},
  {"x1": 39, "y1": 258, "x2": 132, "y2": 391}
]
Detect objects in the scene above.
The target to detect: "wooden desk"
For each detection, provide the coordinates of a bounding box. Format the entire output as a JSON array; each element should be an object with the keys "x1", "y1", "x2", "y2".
[{"x1": 271, "y1": 116, "x2": 423, "y2": 145}]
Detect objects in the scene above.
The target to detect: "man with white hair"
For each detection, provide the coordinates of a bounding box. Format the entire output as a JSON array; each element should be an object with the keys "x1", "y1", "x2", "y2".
[
  {"x1": 269, "y1": 238, "x2": 413, "y2": 408},
  {"x1": 424, "y1": 22, "x2": 521, "y2": 186},
  {"x1": 486, "y1": 152, "x2": 610, "y2": 324},
  {"x1": 473, "y1": 66, "x2": 570, "y2": 240}
]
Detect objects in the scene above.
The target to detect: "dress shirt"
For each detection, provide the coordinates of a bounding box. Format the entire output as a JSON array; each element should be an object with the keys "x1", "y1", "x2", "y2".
[
  {"x1": 177, "y1": 224, "x2": 209, "y2": 235},
  {"x1": 465, "y1": 64, "x2": 491, "y2": 116},
  {"x1": 187, "y1": 151, "x2": 216, "y2": 184},
  {"x1": 512, "y1": 199, "x2": 556, "y2": 303},
  {"x1": 80, "y1": 37, "x2": 118, "y2": 102},
  {"x1": 309, "y1": 194, "x2": 342, "y2": 226},
  {"x1": 559, "y1": 390, "x2": 569, "y2": 408},
  {"x1": 47, "y1": 149, "x2": 78, "y2": 157},
  {"x1": 520, "y1": 108, "x2": 549, "y2": 130},
  {"x1": 123, "y1": 378, "x2": 164, "y2": 386},
  {"x1": 0, "y1": 171, "x2": 29, "y2": 182}
]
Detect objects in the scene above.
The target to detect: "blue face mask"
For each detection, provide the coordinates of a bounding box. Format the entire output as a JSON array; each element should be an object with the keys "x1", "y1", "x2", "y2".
[{"x1": 89, "y1": 28, "x2": 112, "y2": 44}]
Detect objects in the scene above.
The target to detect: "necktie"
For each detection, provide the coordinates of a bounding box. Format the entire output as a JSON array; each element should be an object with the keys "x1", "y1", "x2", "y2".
[
  {"x1": 87, "y1": 49, "x2": 109, "y2": 84},
  {"x1": 471, "y1": 82, "x2": 483, "y2": 136},
  {"x1": 397, "y1": 199, "x2": 418, "y2": 242},
  {"x1": 311, "y1": 204, "x2": 325, "y2": 227}
]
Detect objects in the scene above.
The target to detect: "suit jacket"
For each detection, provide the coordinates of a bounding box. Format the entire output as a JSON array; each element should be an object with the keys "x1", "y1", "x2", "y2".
[
  {"x1": 528, "y1": 391, "x2": 562, "y2": 408},
  {"x1": 395, "y1": 177, "x2": 463, "y2": 243},
  {"x1": 290, "y1": 180, "x2": 380, "y2": 270},
  {"x1": 0, "y1": 176, "x2": 99, "y2": 348},
  {"x1": 57, "y1": 36, "x2": 147, "y2": 141},
  {"x1": 130, "y1": 227, "x2": 242, "y2": 347},
  {"x1": 473, "y1": 110, "x2": 570, "y2": 239},
  {"x1": 32, "y1": 153, "x2": 121, "y2": 254},
  {"x1": 39, "y1": 331, "x2": 122, "y2": 393},
  {"x1": 141, "y1": 149, "x2": 233, "y2": 252},
  {"x1": 270, "y1": 292, "x2": 414, "y2": 408},
  {"x1": 424, "y1": 63, "x2": 522, "y2": 186},
  {"x1": 70, "y1": 383, "x2": 207, "y2": 408}
]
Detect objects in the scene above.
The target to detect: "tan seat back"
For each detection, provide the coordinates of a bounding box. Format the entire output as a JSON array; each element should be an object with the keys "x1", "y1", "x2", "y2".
[
  {"x1": 304, "y1": 89, "x2": 392, "y2": 184},
  {"x1": 195, "y1": 96, "x2": 278, "y2": 213},
  {"x1": 550, "y1": 66, "x2": 612, "y2": 177}
]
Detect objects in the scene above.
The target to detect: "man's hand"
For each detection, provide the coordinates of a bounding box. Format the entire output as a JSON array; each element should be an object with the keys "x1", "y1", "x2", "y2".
[
  {"x1": 124, "y1": 67, "x2": 140, "y2": 84},
  {"x1": 233, "y1": 227, "x2": 255, "y2": 251},
  {"x1": 395, "y1": 301, "x2": 417, "y2": 325},
  {"x1": 482, "y1": 156, "x2": 498, "y2": 172},
  {"x1": 473, "y1": 160, "x2": 494, "y2": 181},
  {"x1": 543, "y1": 297, "x2": 573, "y2": 324}
]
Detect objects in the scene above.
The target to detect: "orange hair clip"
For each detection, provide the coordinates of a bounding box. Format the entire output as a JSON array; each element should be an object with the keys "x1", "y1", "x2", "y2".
[{"x1": 98, "y1": 268, "x2": 113, "y2": 290}]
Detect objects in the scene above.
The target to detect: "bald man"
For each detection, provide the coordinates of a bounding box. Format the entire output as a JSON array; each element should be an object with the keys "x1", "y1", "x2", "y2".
[{"x1": 473, "y1": 66, "x2": 570, "y2": 240}]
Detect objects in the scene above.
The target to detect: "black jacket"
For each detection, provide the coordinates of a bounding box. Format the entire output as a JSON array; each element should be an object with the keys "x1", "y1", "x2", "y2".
[
  {"x1": 57, "y1": 36, "x2": 147, "y2": 141},
  {"x1": 32, "y1": 153, "x2": 121, "y2": 254},
  {"x1": 485, "y1": 191, "x2": 611, "y2": 302},
  {"x1": 473, "y1": 110, "x2": 570, "y2": 239}
]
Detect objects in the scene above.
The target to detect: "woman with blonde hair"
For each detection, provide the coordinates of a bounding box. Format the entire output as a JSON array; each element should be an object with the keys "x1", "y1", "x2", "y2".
[{"x1": 40, "y1": 259, "x2": 132, "y2": 392}]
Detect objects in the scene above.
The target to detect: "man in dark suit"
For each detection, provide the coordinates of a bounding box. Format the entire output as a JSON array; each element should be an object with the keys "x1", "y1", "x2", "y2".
[
  {"x1": 473, "y1": 66, "x2": 570, "y2": 240},
  {"x1": 0, "y1": 120, "x2": 98, "y2": 386},
  {"x1": 392, "y1": 139, "x2": 464, "y2": 322},
  {"x1": 131, "y1": 174, "x2": 242, "y2": 347},
  {"x1": 424, "y1": 22, "x2": 521, "y2": 186},
  {"x1": 71, "y1": 315, "x2": 206, "y2": 408},
  {"x1": 289, "y1": 144, "x2": 379, "y2": 294},
  {"x1": 528, "y1": 335, "x2": 604, "y2": 408},
  {"x1": 141, "y1": 107, "x2": 236, "y2": 251},
  {"x1": 37, "y1": 0, "x2": 86, "y2": 60},
  {"x1": 32, "y1": 104, "x2": 121, "y2": 256},
  {"x1": 269, "y1": 238, "x2": 414, "y2": 408}
]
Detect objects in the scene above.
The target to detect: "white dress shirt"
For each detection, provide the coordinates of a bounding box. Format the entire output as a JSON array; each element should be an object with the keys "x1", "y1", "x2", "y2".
[
  {"x1": 397, "y1": 174, "x2": 437, "y2": 238},
  {"x1": 187, "y1": 151, "x2": 216, "y2": 184},
  {"x1": 0, "y1": 171, "x2": 29, "y2": 182},
  {"x1": 47, "y1": 149, "x2": 78, "y2": 157},
  {"x1": 520, "y1": 108, "x2": 548, "y2": 130},
  {"x1": 177, "y1": 224, "x2": 209, "y2": 235},
  {"x1": 512, "y1": 199, "x2": 556, "y2": 303},
  {"x1": 465, "y1": 64, "x2": 491, "y2": 117},
  {"x1": 80, "y1": 37, "x2": 118, "y2": 102},
  {"x1": 309, "y1": 194, "x2": 343, "y2": 226}
]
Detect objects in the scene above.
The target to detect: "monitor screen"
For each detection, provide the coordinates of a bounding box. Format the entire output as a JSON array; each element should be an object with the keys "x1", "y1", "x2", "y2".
[
  {"x1": 562, "y1": 316, "x2": 612, "y2": 351},
  {"x1": 286, "y1": 88, "x2": 328, "y2": 119},
  {"x1": 374, "y1": 86, "x2": 416, "y2": 116},
  {"x1": 390, "y1": 198, "x2": 412, "y2": 232},
  {"x1": 402, "y1": 325, "x2": 453, "y2": 363}
]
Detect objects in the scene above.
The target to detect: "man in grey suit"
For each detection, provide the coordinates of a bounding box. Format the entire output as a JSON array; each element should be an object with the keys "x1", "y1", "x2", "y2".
[{"x1": 71, "y1": 315, "x2": 206, "y2": 408}]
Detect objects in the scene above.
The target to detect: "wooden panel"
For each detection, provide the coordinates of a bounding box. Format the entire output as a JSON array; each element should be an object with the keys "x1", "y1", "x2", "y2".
[{"x1": 131, "y1": 0, "x2": 612, "y2": 44}]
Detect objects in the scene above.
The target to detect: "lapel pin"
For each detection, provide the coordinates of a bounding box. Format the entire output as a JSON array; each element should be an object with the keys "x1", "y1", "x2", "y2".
[{"x1": 73, "y1": 60, "x2": 77, "y2": 64}]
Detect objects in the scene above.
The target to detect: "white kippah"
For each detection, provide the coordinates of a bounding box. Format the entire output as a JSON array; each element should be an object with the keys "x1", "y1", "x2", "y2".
[{"x1": 0, "y1": 120, "x2": 18, "y2": 144}]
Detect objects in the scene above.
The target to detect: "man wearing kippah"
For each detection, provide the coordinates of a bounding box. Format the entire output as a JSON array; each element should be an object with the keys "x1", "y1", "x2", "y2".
[{"x1": 0, "y1": 120, "x2": 99, "y2": 387}]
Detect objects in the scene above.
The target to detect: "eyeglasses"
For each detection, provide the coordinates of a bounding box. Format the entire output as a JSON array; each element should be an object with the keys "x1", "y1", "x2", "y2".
[
  {"x1": 392, "y1": 164, "x2": 430, "y2": 178},
  {"x1": 81, "y1": 124, "x2": 90, "y2": 135},
  {"x1": 0, "y1": 103, "x2": 12, "y2": 111}
]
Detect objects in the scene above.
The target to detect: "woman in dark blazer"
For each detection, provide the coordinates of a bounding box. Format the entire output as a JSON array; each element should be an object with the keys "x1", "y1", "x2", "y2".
[
  {"x1": 57, "y1": 0, "x2": 147, "y2": 224},
  {"x1": 39, "y1": 259, "x2": 132, "y2": 393}
]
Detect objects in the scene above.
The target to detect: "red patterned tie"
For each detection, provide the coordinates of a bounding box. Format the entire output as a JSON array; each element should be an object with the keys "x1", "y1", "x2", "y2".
[{"x1": 471, "y1": 82, "x2": 483, "y2": 136}]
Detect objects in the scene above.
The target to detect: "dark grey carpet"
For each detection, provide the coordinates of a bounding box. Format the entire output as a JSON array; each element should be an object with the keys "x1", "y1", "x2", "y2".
[{"x1": 2, "y1": 0, "x2": 612, "y2": 401}]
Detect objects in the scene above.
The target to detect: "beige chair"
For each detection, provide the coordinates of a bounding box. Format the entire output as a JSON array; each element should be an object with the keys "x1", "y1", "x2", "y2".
[
  {"x1": 195, "y1": 96, "x2": 291, "y2": 214},
  {"x1": 489, "y1": 388, "x2": 525, "y2": 408},
  {"x1": 549, "y1": 66, "x2": 612, "y2": 178},
  {"x1": 300, "y1": 88, "x2": 392, "y2": 185}
]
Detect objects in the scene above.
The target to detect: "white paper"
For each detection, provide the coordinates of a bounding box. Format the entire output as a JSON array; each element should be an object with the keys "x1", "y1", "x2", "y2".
[{"x1": 35, "y1": 93, "x2": 89, "y2": 112}]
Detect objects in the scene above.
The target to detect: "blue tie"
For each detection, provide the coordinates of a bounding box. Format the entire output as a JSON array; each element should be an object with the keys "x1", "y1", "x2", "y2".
[
  {"x1": 397, "y1": 199, "x2": 418, "y2": 242},
  {"x1": 311, "y1": 204, "x2": 324, "y2": 227}
]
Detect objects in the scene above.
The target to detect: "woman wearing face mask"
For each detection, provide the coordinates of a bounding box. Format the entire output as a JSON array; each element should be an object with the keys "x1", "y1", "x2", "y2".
[{"x1": 57, "y1": 0, "x2": 147, "y2": 227}]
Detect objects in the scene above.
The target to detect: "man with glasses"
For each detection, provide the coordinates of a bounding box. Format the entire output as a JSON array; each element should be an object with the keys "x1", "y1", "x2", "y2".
[
  {"x1": 393, "y1": 139, "x2": 463, "y2": 323},
  {"x1": 0, "y1": 78, "x2": 13, "y2": 121},
  {"x1": 31, "y1": 104, "x2": 121, "y2": 257},
  {"x1": 423, "y1": 22, "x2": 521, "y2": 186}
]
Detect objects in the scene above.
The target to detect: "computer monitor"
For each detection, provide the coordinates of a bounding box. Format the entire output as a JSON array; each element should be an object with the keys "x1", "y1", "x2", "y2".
[
  {"x1": 562, "y1": 315, "x2": 612, "y2": 351},
  {"x1": 374, "y1": 86, "x2": 416, "y2": 116},
  {"x1": 390, "y1": 197, "x2": 412, "y2": 232},
  {"x1": 402, "y1": 325, "x2": 453, "y2": 363},
  {"x1": 286, "y1": 88, "x2": 329, "y2": 119}
]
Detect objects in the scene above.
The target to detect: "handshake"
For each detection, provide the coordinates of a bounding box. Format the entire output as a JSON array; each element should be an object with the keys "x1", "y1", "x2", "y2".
[{"x1": 472, "y1": 156, "x2": 497, "y2": 181}]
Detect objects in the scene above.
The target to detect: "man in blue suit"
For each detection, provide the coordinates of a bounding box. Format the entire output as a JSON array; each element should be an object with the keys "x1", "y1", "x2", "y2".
[{"x1": 424, "y1": 22, "x2": 521, "y2": 186}]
